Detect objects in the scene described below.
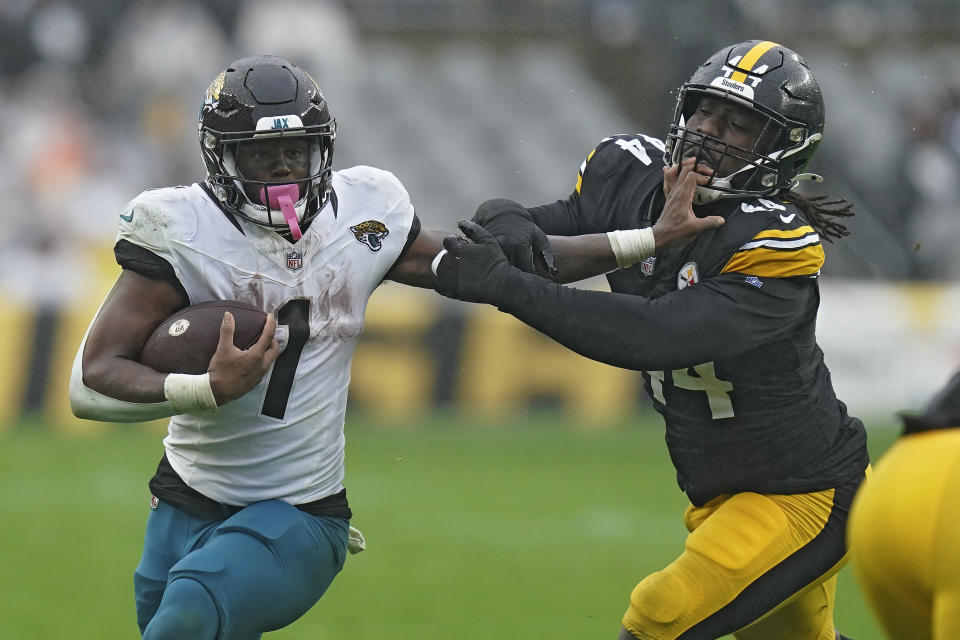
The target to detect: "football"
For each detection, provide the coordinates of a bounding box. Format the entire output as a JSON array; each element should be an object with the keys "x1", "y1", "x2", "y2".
[{"x1": 139, "y1": 300, "x2": 267, "y2": 375}]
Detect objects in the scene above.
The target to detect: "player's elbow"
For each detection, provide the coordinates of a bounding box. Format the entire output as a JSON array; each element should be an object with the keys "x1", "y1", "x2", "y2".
[
  {"x1": 68, "y1": 354, "x2": 112, "y2": 420},
  {"x1": 69, "y1": 386, "x2": 94, "y2": 420},
  {"x1": 69, "y1": 397, "x2": 96, "y2": 420},
  {"x1": 68, "y1": 368, "x2": 99, "y2": 420}
]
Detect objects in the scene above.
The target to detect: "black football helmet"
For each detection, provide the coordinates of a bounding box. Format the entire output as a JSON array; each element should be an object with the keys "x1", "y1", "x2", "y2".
[
  {"x1": 198, "y1": 55, "x2": 336, "y2": 230},
  {"x1": 665, "y1": 40, "x2": 825, "y2": 204}
]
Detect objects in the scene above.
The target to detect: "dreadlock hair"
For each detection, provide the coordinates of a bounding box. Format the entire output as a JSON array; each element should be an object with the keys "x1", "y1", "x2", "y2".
[{"x1": 780, "y1": 191, "x2": 854, "y2": 243}]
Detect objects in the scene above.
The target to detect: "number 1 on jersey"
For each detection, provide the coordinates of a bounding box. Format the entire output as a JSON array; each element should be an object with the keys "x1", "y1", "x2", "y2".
[{"x1": 648, "y1": 362, "x2": 735, "y2": 420}]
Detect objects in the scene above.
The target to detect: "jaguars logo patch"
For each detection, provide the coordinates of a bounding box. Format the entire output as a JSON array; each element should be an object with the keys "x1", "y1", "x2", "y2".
[
  {"x1": 204, "y1": 71, "x2": 225, "y2": 108},
  {"x1": 350, "y1": 220, "x2": 389, "y2": 252}
]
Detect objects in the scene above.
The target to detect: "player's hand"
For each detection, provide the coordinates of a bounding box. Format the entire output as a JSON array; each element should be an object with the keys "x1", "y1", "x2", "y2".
[
  {"x1": 653, "y1": 158, "x2": 724, "y2": 250},
  {"x1": 435, "y1": 220, "x2": 517, "y2": 305},
  {"x1": 472, "y1": 198, "x2": 558, "y2": 280},
  {"x1": 207, "y1": 312, "x2": 280, "y2": 406}
]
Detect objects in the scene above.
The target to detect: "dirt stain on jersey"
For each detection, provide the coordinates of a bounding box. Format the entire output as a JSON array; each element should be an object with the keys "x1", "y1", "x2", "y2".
[
  {"x1": 243, "y1": 277, "x2": 267, "y2": 312},
  {"x1": 307, "y1": 265, "x2": 363, "y2": 341}
]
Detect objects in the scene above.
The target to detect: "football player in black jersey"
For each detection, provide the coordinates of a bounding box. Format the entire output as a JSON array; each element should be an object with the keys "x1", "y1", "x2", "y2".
[
  {"x1": 435, "y1": 40, "x2": 867, "y2": 640},
  {"x1": 848, "y1": 370, "x2": 960, "y2": 640}
]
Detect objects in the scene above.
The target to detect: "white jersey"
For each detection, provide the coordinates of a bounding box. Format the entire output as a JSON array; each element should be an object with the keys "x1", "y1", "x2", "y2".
[{"x1": 116, "y1": 166, "x2": 416, "y2": 505}]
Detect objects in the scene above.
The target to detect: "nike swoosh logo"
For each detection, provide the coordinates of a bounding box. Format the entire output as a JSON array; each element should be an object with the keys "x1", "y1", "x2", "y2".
[
  {"x1": 779, "y1": 213, "x2": 796, "y2": 223},
  {"x1": 119, "y1": 211, "x2": 134, "y2": 222}
]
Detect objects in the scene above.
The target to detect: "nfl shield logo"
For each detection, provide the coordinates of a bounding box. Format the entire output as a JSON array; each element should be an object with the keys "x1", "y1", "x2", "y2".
[
  {"x1": 286, "y1": 251, "x2": 303, "y2": 272},
  {"x1": 640, "y1": 257, "x2": 656, "y2": 276}
]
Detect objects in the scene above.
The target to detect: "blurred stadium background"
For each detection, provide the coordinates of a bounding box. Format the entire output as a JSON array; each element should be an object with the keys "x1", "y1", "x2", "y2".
[{"x1": 1, "y1": 0, "x2": 958, "y2": 638}]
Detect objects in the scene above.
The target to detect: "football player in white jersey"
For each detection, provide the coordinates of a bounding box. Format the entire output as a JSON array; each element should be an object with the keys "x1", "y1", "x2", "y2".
[{"x1": 69, "y1": 55, "x2": 719, "y2": 639}]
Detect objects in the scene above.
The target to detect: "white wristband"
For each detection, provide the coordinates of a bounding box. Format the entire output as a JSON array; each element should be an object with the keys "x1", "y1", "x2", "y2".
[
  {"x1": 430, "y1": 248, "x2": 448, "y2": 276},
  {"x1": 163, "y1": 373, "x2": 219, "y2": 414},
  {"x1": 607, "y1": 228, "x2": 656, "y2": 270}
]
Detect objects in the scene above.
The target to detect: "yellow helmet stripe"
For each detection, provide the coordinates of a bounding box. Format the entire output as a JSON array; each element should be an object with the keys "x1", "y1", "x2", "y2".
[{"x1": 730, "y1": 41, "x2": 779, "y2": 83}]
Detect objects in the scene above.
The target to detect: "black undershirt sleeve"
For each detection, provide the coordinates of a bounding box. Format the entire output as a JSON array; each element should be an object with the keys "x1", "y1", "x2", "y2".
[
  {"x1": 394, "y1": 214, "x2": 421, "y2": 265},
  {"x1": 114, "y1": 239, "x2": 189, "y2": 306},
  {"x1": 495, "y1": 271, "x2": 812, "y2": 371},
  {"x1": 526, "y1": 193, "x2": 584, "y2": 236}
]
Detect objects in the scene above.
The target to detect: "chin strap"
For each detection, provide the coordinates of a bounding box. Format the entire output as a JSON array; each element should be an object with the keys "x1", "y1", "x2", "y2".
[
  {"x1": 694, "y1": 170, "x2": 826, "y2": 204},
  {"x1": 260, "y1": 184, "x2": 303, "y2": 240},
  {"x1": 794, "y1": 173, "x2": 824, "y2": 184}
]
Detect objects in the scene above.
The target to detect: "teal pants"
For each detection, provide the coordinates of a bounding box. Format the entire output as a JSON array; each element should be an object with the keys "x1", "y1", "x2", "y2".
[{"x1": 134, "y1": 499, "x2": 348, "y2": 639}]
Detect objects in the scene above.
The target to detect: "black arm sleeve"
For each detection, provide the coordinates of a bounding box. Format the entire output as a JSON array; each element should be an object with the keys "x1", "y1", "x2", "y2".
[
  {"x1": 114, "y1": 239, "x2": 189, "y2": 306},
  {"x1": 526, "y1": 193, "x2": 585, "y2": 236},
  {"x1": 496, "y1": 271, "x2": 813, "y2": 371},
  {"x1": 394, "y1": 214, "x2": 422, "y2": 265}
]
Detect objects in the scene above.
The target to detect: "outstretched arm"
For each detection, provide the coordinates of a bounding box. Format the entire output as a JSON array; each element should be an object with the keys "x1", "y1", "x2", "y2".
[
  {"x1": 387, "y1": 159, "x2": 723, "y2": 288},
  {"x1": 485, "y1": 268, "x2": 810, "y2": 371},
  {"x1": 385, "y1": 228, "x2": 616, "y2": 288},
  {"x1": 429, "y1": 160, "x2": 810, "y2": 370},
  {"x1": 434, "y1": 220, "x2": 811, "y2": 371}
]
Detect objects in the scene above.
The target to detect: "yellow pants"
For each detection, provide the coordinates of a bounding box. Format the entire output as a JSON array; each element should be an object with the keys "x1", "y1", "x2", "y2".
[
  {"x1": 848, "y1": 429, "x2": 960, "y2": 640},
  {"x1": 622, "y1": 476, "x2": 862, "y2": 640}
]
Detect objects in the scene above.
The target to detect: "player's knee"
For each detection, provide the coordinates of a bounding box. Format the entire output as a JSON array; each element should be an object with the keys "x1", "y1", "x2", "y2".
[
  {"x1": 142, "y1": 578, "x2": 219, "y2": 640},
  {"x1": 623, "y1": 570, "x2": 691, "y2": 638}
]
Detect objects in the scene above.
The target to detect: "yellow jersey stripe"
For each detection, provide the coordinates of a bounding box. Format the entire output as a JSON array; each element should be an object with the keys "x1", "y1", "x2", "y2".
[
  {"x1": 721, "y1": 244, "x2": 824, "y2": 278},
  {"x1": 730, "y1": 41, "x2": 779, "y2": 83},
  {"x1": 752, "y1": 225, "x2": 816, "y2": 240}
]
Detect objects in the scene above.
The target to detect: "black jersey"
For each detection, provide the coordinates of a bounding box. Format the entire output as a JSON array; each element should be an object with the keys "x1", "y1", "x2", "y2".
[{"x1": 518, "y1": 134, "x2": 869, "y2": 505}]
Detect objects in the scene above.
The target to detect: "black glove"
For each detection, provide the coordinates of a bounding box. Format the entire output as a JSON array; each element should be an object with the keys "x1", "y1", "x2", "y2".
[
  {"x1": 435, "y1": 220, "x2": 519, "y2": 305},
  {"x1": 472, "y1": 198, "x2": 558, "y2": 278}
]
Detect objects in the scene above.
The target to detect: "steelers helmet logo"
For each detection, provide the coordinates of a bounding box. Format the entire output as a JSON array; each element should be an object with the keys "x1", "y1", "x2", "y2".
[{"x1": 677, "y1": 262, "x2": 699, "y2": 290}]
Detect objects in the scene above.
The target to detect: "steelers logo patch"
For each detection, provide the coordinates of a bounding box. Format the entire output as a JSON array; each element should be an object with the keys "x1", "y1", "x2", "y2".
[
  {"x1": 350, "y1": 220, "x2": 389, "y2": 252},
  {"x1": 677, "y1": 262, "x2": 699, "y2": 290}
]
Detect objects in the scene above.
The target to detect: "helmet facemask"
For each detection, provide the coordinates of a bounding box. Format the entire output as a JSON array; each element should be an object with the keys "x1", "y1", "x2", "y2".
[{"x1": 203, "y1": 121, "x2": 335, "y2": 237}]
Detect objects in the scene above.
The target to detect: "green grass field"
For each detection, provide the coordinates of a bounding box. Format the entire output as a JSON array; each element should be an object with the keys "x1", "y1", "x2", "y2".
[{"x1": 0, "y1": 412, "x2": 898, "y2": 639}]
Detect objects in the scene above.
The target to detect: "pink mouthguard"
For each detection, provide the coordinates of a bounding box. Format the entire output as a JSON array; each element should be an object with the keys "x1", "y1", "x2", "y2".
[{"x1": 259, "y1": 184, "x2": 302, "y2": 240}]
